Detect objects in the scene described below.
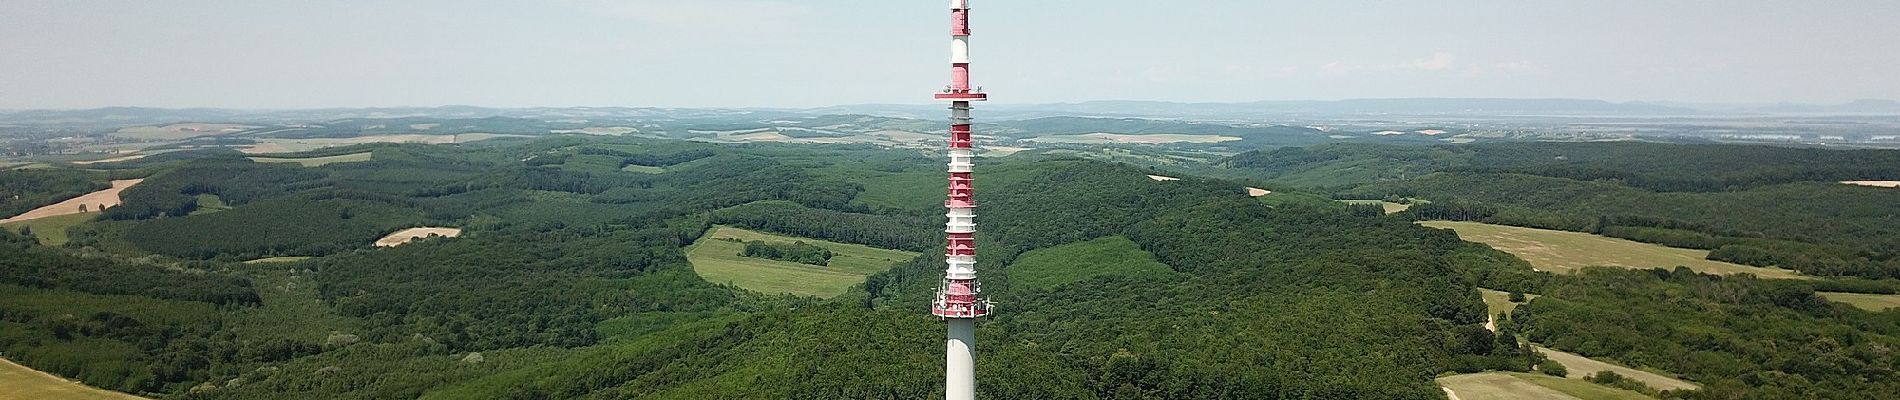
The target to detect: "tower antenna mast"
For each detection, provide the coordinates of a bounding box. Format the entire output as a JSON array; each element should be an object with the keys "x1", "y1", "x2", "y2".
[{"x1": 931, "y1": 1, "x2": 991, "y2": 399}]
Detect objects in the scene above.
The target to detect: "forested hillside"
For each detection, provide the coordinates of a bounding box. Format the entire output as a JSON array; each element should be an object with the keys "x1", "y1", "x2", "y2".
[
  {"x1": 1, "y1": 137, "x2": 1896, "y2": 399},
  {"x1": 1225, "y1": 142, "x2": 1900, "y2": 279}
]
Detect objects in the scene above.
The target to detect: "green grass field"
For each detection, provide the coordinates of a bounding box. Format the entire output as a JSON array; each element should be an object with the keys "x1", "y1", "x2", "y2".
[
  {"x1": 247, "y1": 152, "x2": 373, "y2": 167},
  {"x1": 0, "y1": 358, "x2": 148, "y2": 400},
  {"x1": 686, "y1": 226, "x2": 917, "y2": 298},
  {"x1": 1340, "y1": 200, "x2": 1412, "y2": 214},
  {"x1": 1007, "y1": 236, "x2": 1173, "y2": 290},
  {"x1": 1, "y1": 212, "x2": 97, "y2": 247},
  {"x1": 1422, "y1": 221, "x2": 1803, "y2": 279},
  {"x1": 1438, "y1": 372, "x2": 1653, "y2": 400},
  {"x1": 1818, "y1": 292, "x2": 1900, "y2": 311}
]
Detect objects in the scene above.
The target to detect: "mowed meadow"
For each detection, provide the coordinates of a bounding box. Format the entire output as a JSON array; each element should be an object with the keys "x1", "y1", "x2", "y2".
[{"x1": 686, "y1": 225, "x2": 917, "y2": 298}]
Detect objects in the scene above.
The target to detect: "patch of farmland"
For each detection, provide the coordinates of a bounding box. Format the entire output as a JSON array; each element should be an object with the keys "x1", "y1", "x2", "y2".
[
  {"x1": 686, "y1": 225, "x2": 918, "y2": 298},
  {"x1": 0, "y1": 179, "x2": 143, "y2": 224},
  {"x1": 68, "y1": 154, "x2": 148, "y2": 165},
  {"x1": 1421, "y1": 221, "x2": 1803, "y2": 279},
  {"x1": 374, "y1": 227, "x2": 463, "y2": 247},
  {"x1": 1438, "y1": 372, "x2": 1653, "y2": 400},
  {"x1": 1007, "y1": 236, "x2": 1173, "y2": 289},
  {"x1": 247, "y1": 152, "x2": 373, "y2": 167},
  {"x1": 1818, "y1": 292, "x2": 1900, "y2": 311},
  {"x1": 0, "y1": 357, "x2": 149, "y2": 400},
  {"x1": 1246, "y1": 187, "x2": 1272, "y2": 197}
]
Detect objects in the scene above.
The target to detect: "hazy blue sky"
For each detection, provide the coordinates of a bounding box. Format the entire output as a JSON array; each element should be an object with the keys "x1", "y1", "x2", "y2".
[{"x1": 3, "y1": 0, "x2": 1897, "y2": 109}]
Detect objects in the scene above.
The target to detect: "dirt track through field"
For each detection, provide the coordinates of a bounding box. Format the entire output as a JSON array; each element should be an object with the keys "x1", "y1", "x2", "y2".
[{"x1": 1, "y1": 179, "x2": 143, "y2": 224}]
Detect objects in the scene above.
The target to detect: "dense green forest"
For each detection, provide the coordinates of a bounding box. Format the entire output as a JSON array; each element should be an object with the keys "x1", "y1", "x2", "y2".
[
  {"x1": 1224, "y1": 142, "x2": 1900, "y2": 279},
  {"x1": 1, "y1": 137, "x2": 1897, "y2": 399}
]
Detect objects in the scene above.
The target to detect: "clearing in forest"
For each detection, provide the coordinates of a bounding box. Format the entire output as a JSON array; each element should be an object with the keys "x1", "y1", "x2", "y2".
[
  {"x1": 1421, "y1": 221, "x2": 1802, "y2": 279},
  {"x1": 247, "y1": 152, "x2": 373, "y2": 167},
  {"x1": 0, "y1": 179, "x2": 143, "y2": 224},
  {"x1": 1818, "y1": 292, "x2": 1900, "y2": 311},
  {"x1": 374, "y1": 227, "x2": 462, "y2": 247},
  {"x1": 686, "y1": 226, "x2": 917, "y2": 298},
  {"x1": 1007, "y1": 236, "x2": 1173, "y2": 289},
  {"x1": 0, "y1": 358, "x2": 149, "y2": 400},
  {"x1": 1437, "y1": 372, "x2": 1652, "y2": 400}
]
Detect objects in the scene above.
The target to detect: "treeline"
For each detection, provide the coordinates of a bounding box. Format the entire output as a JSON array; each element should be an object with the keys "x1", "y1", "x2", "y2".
[
  {"x1": 1377, "y1": 173, "x2": 1900, "y2": 278},
  {"x1": 1515, "y1": 267, "x2": 1900, "y2": 400},
  {"x1": 711, "y1": 201, "x2": 936, "y2": 252},
  {"x1": 739, "y1": 240, "x2": 832, "y2": 266},
  {"x1": 0, "y1": 168, "x2": 110, "y2": 218}
]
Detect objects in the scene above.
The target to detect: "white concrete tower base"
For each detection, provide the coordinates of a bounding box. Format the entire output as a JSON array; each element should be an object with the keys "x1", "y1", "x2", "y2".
[{"x1": 946, "y1": 318, "x2": 977, "y2": 400}]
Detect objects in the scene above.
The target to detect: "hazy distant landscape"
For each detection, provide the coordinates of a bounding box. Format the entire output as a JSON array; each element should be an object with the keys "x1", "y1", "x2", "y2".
[
  {"x1": 7, "y1": 0, "x2": 1900, "y2": 399},
  {"x1": 2, "y1": 102, "x2": 1898, "y2": 399}
]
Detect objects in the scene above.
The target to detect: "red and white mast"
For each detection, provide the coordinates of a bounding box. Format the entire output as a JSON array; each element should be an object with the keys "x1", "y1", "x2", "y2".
[{"x1": 931, "y1": 1, "x2": 990, "y2": 399}]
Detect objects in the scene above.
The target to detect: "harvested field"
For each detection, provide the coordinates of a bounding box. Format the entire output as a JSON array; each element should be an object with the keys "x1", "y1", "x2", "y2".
[
  {"x1": 686, "y1": 226, "x2": 917, "y2": 298},
  {"x1": 374, "y1": 227, "x2": 462, "y2": 247},
  {"x1": 1246, "y1": 187, "x2": 1272, "y2": 197},
  {"x1": 1421, "y1": 221, "x2": 1803, "y2": 279},
  {"x1": 1818, "y1": 292, "x2": 1900, "y2": 311},
  {"x1": 0, "y1": 357, "x2": 148, "y2": 400},
  {"x1": 1, "y1": 179, "x2": 143, "y2": 224},
  {"x1": 1025, "y1": 133, "x2": 1242, "y2": 144},
  {"x1": 248, "y1": 152, "x2": 373, "y2": 167},
  {"x1": 1841, "y1": 180, "x2": 1900, "y2": 188},
  {"x1": 1536, "y1": 346, "x2": 1698, "y2": 391}
]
